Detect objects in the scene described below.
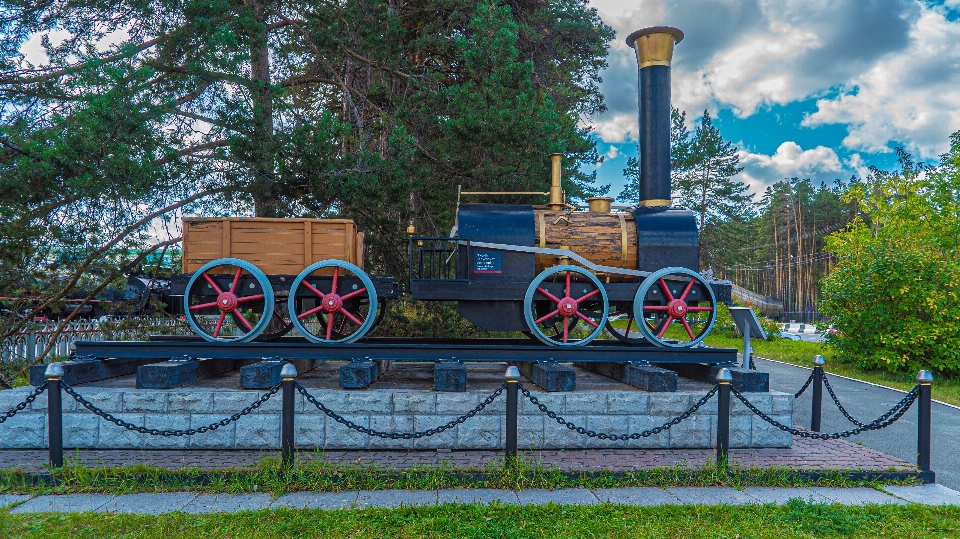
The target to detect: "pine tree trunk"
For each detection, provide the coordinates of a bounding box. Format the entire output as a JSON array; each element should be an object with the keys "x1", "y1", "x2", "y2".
[{"x1": 250, "y1": 0, "x2": 275, "y2": 217}]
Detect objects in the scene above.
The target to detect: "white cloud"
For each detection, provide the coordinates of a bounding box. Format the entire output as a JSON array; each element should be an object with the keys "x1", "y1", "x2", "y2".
[
  {"x1": 19, "y1": 30, "x2": 71, "y2": 65},
  {"x1": 802, "y1": 9, "x2": 960, "y2": 158},
  {"x1": 738, "y1": 141, "x2": 844, "y2": 193}
]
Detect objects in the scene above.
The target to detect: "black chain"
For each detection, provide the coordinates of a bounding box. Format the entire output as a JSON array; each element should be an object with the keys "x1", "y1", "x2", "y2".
[
  {"x1": 822, "y1": 373, "x2": 865, "y2": 427},
  {"x1": 521, "y1": 382, "x2": 719, "y2": 440},
  {"x1": 0, "y1": 383, "x2": 46, "y2": 424},
  {"x1": 296, "y1": 382, "x2": 505, "y2": 439},
  {"x1": 794, "y1": 371, "x2": 815, "y2": 399},
  {"x1": 731, "y1": 385, "x2": 919, "y2": 440},
  {"x1": 62, "y1": 382, "x2": 280, "y2": 436}
]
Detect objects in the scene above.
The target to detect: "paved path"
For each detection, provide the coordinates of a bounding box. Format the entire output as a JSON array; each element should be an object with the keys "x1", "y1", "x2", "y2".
[
  {"x1": 2, "y1": 484, "x2": 959, "y2": 513},
  {"x1": 0, "y1": 436, "x2": 914, "y2": 473},
  {"x1": 756, "y1": 357, "x2": 960, "y2": 490}
]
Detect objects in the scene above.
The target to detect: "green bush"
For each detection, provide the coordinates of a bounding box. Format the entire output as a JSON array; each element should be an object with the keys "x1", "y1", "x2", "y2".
[{"x1": 821, "y1": 136, "x2": 960, "y2": 375}]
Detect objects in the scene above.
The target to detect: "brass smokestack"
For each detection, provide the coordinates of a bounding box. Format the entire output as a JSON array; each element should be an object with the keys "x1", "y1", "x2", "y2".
[
  {"x1": 626, "y1": 26, "x2": 683, "y2": 208},
  {"x1": 548, "y1": 153, "x2": 565, "y2": 210}
]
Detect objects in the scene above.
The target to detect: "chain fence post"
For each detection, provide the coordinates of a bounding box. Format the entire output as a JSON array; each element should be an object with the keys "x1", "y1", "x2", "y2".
[
  {"x1": 812, "y1": 355, "x2": 825, "y2": 432},
  {"x1": 281, "y1": 363, "x2": 298, "y2": 467},
  {"x1": 716, "y1": 368, "x2": 732, "y2": 466},
  {"x1": 917, "y1": 370, "x2": 934, "y2": 473},
  {"x1": 45, "y1": 362, "x2": 64, "y2": 468},
  {"x1": 505, "y1": 366, "x2": 520, "y2": 463}
]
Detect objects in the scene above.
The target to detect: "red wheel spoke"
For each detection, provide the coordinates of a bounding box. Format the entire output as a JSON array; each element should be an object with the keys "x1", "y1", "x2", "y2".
[
  {"x1": 302, "y1": 281, "x2": 326, "y2": 299},
  {"x1": 232, "y1": 310, "x2": 253, "y2": 331},
  {"x1": 564, "y1": 271, "x2": 572, "y2": 299},
  {"x1": 574, "y1": 288, "x2": 600, "y2": 304},
  {"x1": 687, "y1": 306, "x2": 714, "y2": 312},
  {"x1": 235, "y1": 294, "x2": 265, "y2": 304},
  {"x1": 229, "y1": 268, "x2": 242, "y2": 293},
  {"x1": 680, "y1": 316, "x2": 696, "y2": 340},
  {"x1": 189, "y1": 301, "x2": 220, "y2": 311},
  {"x1": 339, "y1": 307, "x2": 364, "y2": 326},
  {"x1": 202, "y1": 273, "x2": 224, "y2": 295},
  {"x1": 644, "y1": 306, "x2": 669, "y2": 311},
  {"x1": 535, "y1": 309, "x2": 561, "y2": 325},
  {"x1": 331, "y1": 266, "x2": 339, "y2": 294},
  {"x1": 656, "y1": 316, "x2": 674, "y2": 339},
  {"x1": 562, "y1": 316, "x2": 570, "y2": 343},
  {"x1": 340, "y1": 287, "x2": 367, "y2": 302},
  {"x1": 336, "y1": 314, "x2": 348, "y2": 333},
  {"x1": 625, "y1": 317, "x2": 633, "y2": 337},
  {"x1": 326, "y1": 317, "x2": 334, "y2": 340},
  {"x1": 679, "y1": 278, "x2": 696, "y2": 301},
  {"x1": 646, "y1": 319, "x2": 657, "y2": 331},
  {"x1": 213, "y1": 312, "x2": 226, "y2": 337},
  {"x1": 575, "y1": 311, "x2": 600, "y2": 328},
  {"x1": 536, "y1": 286, "x2": 562, "y2": 304},
  {"x1": 297, "y1": 305, "x2": 326, "y2": 320},
  {"x1": 658, "y1": 278, "x2": 674, "y2": 301}
]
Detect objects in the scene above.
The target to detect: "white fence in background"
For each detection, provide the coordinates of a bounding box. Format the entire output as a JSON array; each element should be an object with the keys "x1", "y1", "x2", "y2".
[{"x1": 1, "y1": 318, "x2": 192, "y2": 363}]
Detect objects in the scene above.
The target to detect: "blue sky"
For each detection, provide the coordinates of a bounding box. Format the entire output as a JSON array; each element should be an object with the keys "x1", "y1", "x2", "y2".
[{"x1": 585, "y1": 0, "x2": 960, "y2": 200}]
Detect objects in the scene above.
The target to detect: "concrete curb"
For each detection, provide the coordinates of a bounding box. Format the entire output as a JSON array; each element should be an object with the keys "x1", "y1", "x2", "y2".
[{"x1": 4, "y1": 485, "x2": 958, "y2": 513}]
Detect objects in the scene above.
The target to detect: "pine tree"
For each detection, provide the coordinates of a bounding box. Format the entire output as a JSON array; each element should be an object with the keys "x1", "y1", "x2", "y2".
[{"x1": 673, "y1": 110, "x2": 750, "y2": 259}]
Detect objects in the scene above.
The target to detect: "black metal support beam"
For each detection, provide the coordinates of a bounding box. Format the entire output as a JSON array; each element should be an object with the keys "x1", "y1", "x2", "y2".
[
  {"x1": 75, "y1": 339, "x2": 738, "y2": 365},
  {"x1": 516, "y1": 362, "x2": 576, "y2": 392},
  {"x1": 661, "y1": 363, "x2": 769, "y2": 392}
]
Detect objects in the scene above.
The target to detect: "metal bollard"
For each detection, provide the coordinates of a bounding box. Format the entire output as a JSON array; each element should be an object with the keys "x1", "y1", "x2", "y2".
[
  {"x1": 281, "y1": 363, "x2": 298, "y2": 467},
  {"x1": 505, "y1": 366, "x2": 520, "y2": 462},
  {"x1": 45, "y1": 363, "x2": 64, "y2": 468},
  {"x1": 811, "y1": 355, "x2": 825, "y2": 432},
  {"x1": 716, "y1": 368, "x2": 732, "y2": 465},
  {"x1": 917, "y1": 370, "x2": 934, "y2": 473}
]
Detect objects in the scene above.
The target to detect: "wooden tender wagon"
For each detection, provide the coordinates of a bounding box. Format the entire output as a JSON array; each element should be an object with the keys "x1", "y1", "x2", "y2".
[{"x1": 172, "y1": 217, "x2": 397, "y2": 343}]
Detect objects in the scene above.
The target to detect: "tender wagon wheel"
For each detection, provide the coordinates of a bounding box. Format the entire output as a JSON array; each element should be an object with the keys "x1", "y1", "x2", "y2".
[
  {"x1": 633, "y1": 267, "x2": 716, "y2": 348},
  {"x1": 288, "y1": 260, "x2": 378, "y2": 343},
  {"x1": 605, "y1": 308, "x2": 649, "y2": 344},
  {"x1": 523, "y1": 265, "x2": 608, "y2": 346},
  {"x1": 183, "y1": 258, "x2": 275, "y2": 343}
]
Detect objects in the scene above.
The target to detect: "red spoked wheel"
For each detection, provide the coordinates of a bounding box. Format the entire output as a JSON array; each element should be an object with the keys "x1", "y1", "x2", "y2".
[
  {"x1": 633, "y1": 267, "x2": 716, "y2": 348},
  {"x1": 523, "y1": 265, "x2": 609, "y2": 346},
  {"x1": 255, "y1": 300, "x2": 295, "y2": 341},
  {"x1": 287, "y1": 260, "x2": 378, "y2": 343},
  {"x1": 182, "y1": 258, "x2": 275, "y2": 342}
]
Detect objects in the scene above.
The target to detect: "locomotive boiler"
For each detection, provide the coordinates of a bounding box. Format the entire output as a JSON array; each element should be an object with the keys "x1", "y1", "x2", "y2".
[{"x1": 171, "y1": 26, "x2": 729, "y2": 348}]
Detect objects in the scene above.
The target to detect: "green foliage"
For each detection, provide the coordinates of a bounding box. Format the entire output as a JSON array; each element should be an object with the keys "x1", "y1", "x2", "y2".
[{"x1": 821, "y1": 137, "x2": 960, "y2": 375}]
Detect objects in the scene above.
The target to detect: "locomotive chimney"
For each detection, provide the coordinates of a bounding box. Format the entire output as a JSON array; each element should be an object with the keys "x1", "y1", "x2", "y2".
[{"x1": 626, "y1": 26, "x2": 683, "y2": 207}]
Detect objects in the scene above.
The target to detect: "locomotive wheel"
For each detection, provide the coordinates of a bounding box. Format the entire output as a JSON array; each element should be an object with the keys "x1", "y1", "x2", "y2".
[
  {"x1": 183, "y1": 258, "x2": 275, "y2": 343},
  {"x1": 605, "y1": 308, "x2": 650, "y2": 344},
  {"x1": 633, "y1": 267, "x2": 716, "y2": 348},
  {"x1": 288, "y1": 260, "x2": 378, "y2": 344},
  {"x1": 523, "y1": 265, "x2": 608, "y2": 346}
]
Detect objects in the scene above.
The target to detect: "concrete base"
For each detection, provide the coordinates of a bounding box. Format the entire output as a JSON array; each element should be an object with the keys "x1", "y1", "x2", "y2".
[
  {"x1": 0, "y1": 383, "x2": 795, "y2": 450},
  {"x1": 339, "y1": 360, "x2": 391, "y2": 389},
  {"x1": 434, "y1": 361, "x2": 466, "y2": 392},
  {"x1": 137, "y1": 358, "x2": 259, "y2": 389},
  {"x1": 577, "y1": 363, "x2": 678, "y2": 392},
  {"x1": 239, "y1": 359, "x2": 323, "y2": 389},
  {"x1": 516, "y1": 362, "x2": 576, "y2": 392},
  {"x1": 29, "y1": 357, "x2": 162, "y2": 387},
  {"x1": 662, "y1": 363, "x2": 769, "y2": 392}
]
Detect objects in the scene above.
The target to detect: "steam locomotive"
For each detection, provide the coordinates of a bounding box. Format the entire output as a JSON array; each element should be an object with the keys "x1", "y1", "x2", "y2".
[{"x1": 165, "y1": 26, "x2": 730, "y2": 347}]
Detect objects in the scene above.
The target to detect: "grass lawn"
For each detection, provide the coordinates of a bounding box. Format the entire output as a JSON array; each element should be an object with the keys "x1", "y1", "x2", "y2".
[
  {"x1": 2, "y1": 501, "x2": 958, "y2": 538},
  {"x1": 702, "y1": 333, "x2": 960, "y2": 408},
  {"x1": 1, "y1": 457, "x2": 909, "y2": 496}
]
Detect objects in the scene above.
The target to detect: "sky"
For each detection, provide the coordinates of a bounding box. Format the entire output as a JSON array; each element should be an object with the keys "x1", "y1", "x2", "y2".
[{"x1": 585, "y1": 0, "x2": 960, "y2": 200}]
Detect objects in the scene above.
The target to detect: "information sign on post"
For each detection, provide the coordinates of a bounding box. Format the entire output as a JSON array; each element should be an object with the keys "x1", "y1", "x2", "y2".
[{"x1": 728, "y1": 307, "x2": 767, "y2": 370}]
